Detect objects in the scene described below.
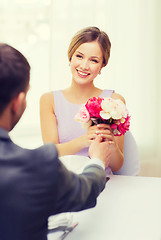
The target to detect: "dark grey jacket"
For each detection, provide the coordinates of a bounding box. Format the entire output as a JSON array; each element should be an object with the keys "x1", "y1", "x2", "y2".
[{"x1": 0, "y1": 127, "x2": 106, "y2": 240}]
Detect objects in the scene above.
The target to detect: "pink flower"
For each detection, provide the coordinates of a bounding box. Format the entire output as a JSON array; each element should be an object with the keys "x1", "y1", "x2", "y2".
[
  {"x1": 75, "y1": 97, "x2": 131, "y2": 136},
  {"x1": 110, "y1": 123, "x2": 118, "y2": 130},
  {"x1": 114, "y1": 115, "x2": 131, "y2": 136},
  {"x1": 85, "y1": 97, "x2": 103, "y2": 118},
  {"x1": 74, "y1": 105, "x2": 90, "y2": 123},
  {"x1": 118, "y1": 115, "x2": 130, "y2": 135}
]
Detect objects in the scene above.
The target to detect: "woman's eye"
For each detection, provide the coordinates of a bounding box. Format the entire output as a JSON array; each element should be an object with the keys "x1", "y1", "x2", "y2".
[
  {"x1": 91, "y1": 59, "x2": 98, "y2": 63},
  {"x1": 76, "y1": 54, "x2": 83, "y2": 58}
]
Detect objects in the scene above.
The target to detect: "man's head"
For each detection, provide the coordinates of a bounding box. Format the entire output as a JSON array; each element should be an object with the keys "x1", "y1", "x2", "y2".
[{"x1": 0, "y1": 43, "x2": 30, "y2": 130}]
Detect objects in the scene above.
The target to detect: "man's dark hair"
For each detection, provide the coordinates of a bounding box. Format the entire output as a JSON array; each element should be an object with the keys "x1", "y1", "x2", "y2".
[{"x1": 0, "y1": 43, "x2": 30, "y2": 114}]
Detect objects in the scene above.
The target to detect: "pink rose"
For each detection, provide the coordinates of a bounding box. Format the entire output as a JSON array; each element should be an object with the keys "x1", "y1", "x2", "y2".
[
  {"x1": 117, "y1": 115, "x2": 131, "y2": 135},
  {"x1": 85, "y1": 97, "x2": 103, "y2": 118},
  {"x1": 74, "y1": 105, "x2": 90, "y2": 123},
  {"x1": 110, "y1": 123, "x2": 118, "y2": 130}
]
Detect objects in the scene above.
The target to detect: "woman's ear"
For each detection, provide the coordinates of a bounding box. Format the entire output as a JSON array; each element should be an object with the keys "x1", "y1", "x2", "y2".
[
  {"x1": 101, "y1": 63, "x2": 105, "y2": 69},
  {"x1": 99, "y1": 64, "x2": 105, "y2": 74}
]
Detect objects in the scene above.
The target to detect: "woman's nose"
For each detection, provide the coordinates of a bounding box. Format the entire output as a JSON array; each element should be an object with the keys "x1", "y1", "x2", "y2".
[{"x1": 80, "y1": 60, "x2": 89, "y2": 70}]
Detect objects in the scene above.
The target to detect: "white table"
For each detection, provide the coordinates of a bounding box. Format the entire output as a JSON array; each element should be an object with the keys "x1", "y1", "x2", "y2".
[{"x1": 48, "y1": 175, "x2": 161, "y2": 240}]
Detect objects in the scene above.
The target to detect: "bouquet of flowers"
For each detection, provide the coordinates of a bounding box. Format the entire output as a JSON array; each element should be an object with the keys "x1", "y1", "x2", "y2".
[{"x1": 75, "y1": 97, "x2": 130, "y2": 136}]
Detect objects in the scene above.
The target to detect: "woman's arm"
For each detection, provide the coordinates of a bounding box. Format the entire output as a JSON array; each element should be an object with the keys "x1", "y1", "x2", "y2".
[
  {"x1": 39, "y1": 92, "x2": 90, "y2": 156},
  {"x1": 107, "y1": 132, "x2": 124, "y2": 172},
  {"x1": 92, "y1": 124, "x2": 124, "y2": 172},
  {"x1": 40, "y1": 92, "x2": 59, "y2": 144},
  {"x1": 93, "y1": 92, "x2": 126, "y2": 172},
  {"x1": 109, "y1": 92, "x2": 125, "y2": 171}
]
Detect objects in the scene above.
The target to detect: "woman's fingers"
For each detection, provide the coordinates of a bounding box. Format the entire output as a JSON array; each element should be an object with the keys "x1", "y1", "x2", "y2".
[
  {"x1": 87, "y1": 124, "x2": 115, "y2": 143},
  {"x1": 89, "y1": 133, "x2": 97, "y2": 140},
  {"x1": 97, "y1": 124, "x2": 111, "y2": 129}
]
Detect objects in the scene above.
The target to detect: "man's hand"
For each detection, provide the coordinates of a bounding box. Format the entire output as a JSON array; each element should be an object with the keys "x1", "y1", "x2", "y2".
[{"x1": 89, "y1": 135, "x2": 111, "y2": 168}]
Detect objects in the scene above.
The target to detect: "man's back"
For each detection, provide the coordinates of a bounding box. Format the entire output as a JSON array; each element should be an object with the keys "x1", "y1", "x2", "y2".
[
  {"x1": 0, "y1": 128, "x2": 60, "y2": 240},
  {"x1": 0, "y1": 128, "x2": 106, "y2": 240}
]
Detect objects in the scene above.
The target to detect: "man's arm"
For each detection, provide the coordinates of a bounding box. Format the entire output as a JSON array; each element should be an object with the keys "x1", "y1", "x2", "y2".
[
  {"x1": 53, "y1": 159, "x2": 107, "y2": 214},
  {"x1": 51, "y1": 136, "x2": 111, "y2": 214}
]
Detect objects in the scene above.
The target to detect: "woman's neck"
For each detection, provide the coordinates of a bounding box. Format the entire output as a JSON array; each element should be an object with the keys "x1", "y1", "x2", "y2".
[{"x1": 63, "y1": 82, "x2": 102, "y2": 104}]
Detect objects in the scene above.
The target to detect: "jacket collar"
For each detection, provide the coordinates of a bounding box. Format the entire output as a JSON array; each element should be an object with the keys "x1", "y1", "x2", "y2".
[{"x1": 0, "y1": 127, "x2": 10, "y2": 140}]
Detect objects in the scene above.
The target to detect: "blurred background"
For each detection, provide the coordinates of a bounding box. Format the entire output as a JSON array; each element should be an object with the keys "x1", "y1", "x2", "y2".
[{"x1": 0, "y1": 0, "x2": 160, "y2": 177}]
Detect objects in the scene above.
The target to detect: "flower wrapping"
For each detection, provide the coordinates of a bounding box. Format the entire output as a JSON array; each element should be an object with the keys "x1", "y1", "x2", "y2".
[{"x1": 75, "y1": 97, "x2": 130, "y2": 136}]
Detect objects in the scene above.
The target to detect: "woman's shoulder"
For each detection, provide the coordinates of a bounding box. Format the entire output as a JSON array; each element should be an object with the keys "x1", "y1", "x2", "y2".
[
  {"x1": 40, "y1": 91, "x2": 54, "y2": 105},
  {"x1": 111, "y1": 92, "x2": 126, "y2": 104}
]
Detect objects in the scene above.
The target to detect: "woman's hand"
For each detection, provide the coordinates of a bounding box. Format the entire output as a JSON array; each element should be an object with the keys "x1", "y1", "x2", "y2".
[
  {"x1": 86, "y1": 125, "x2": 99, "y2": 144},
  {"x1": 89, "y1": 135, "x2": 111, "y2": 168},
  {"x1": 90, "y1": 123, "x2": 124, "y2": 172},
  {"x1": 87, "y1": 124, "x2": 116, "y2": 144},
  {"x1": 96, "y1": 124, "x2": 115, "y2": 142},
  {"x1": 96, "y1": 124, "x2": 119, "y2": 151},
  {"x1": 86, "y1": 124, "x2": 120, "y2": 157}
]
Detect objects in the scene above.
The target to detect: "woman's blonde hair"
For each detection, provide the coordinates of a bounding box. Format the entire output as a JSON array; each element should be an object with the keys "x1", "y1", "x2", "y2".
[{"x1": 68, "y1": 26, "x2": 111, "y2": 67}]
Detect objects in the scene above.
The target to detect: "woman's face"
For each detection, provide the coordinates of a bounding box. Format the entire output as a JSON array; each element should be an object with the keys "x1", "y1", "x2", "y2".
[{"x1": 70, "y1": 41, "x2": 104, "y2": 85}]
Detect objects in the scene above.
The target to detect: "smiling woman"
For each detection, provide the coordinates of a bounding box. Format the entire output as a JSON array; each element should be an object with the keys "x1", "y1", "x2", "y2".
[{"x1": 40, "y1": 26, "x2": 127, "y2": 174}]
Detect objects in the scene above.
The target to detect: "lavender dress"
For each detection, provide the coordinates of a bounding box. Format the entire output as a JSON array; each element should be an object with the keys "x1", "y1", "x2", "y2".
[{"x1": 53, "y1": 89, "x2": 114, "y2": 174}]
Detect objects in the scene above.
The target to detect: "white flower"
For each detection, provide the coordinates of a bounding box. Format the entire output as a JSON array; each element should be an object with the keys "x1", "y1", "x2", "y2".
[
  {"x1": 116, "y1": 99, "x2": 128, "y2": 118},
  {"x1": 100, "y1": 98, "x2": 124, "y2": 120}
]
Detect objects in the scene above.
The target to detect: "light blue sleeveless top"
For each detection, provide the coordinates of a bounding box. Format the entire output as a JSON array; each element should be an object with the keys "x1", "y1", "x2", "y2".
[{"x1": 53, "y1": 89, "x2": 114, "y2": 157}]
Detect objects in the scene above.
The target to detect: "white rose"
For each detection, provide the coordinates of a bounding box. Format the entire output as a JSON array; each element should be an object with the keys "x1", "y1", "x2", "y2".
[{"x1": 100, "y1": 98, "x2": 123, "y2": 120}]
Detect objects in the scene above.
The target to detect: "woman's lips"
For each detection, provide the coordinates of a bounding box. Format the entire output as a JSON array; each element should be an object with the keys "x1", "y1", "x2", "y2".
[{"x1": 77, "y1": 70, "x2": 90, "y2": 78}]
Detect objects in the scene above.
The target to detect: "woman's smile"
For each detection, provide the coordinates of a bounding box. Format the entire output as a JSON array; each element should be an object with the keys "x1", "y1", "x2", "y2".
[{"x1": 76, "y1": 69, "x2": 90, "y2": 78}]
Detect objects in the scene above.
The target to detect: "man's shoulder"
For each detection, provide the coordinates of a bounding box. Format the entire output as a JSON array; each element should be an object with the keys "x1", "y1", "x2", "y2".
[
  {"x1": 24, "y1": 143, "x2": 58, "y2": 164},
  {"x1": 3, "y1": 141, "x2": 59, "y2": 169},
  {"x1": 17, "y1": 143, "x2": 59, "y2": 182}
]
